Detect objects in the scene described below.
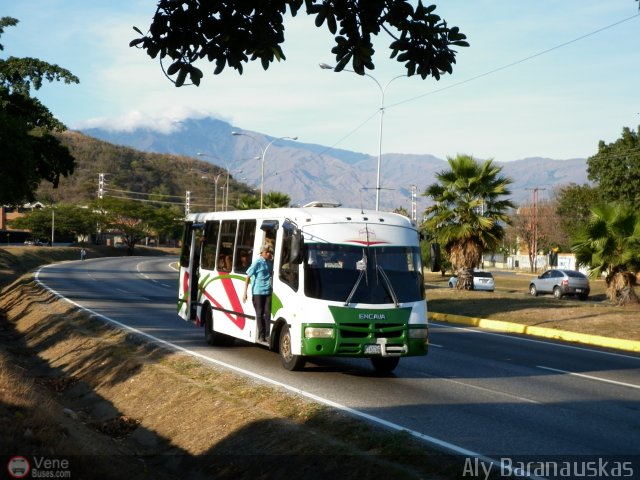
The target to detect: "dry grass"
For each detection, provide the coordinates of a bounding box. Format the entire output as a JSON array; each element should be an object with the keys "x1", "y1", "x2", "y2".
[
  {"x1": 0, "y1": 247, "x2": 465, "y2": 479},
  {"x1": 425, "y1": 271, "x2": 640, "y2": 340}
]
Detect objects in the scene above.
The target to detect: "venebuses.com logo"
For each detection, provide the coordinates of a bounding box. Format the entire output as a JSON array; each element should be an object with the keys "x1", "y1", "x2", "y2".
[
  {"x1": 6, "y1": 455, "x2": 71, "y2": 478},
  {"x1": 7, "y1": 456, "x2": 30, "y2": 479}
]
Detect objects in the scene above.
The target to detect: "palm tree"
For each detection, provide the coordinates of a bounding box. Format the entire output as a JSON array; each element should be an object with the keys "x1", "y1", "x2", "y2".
[
  {"x1": 235, "y1": 194, "x2": 260, "y2": 210},
  {"x1": 423, "y1": 155, "x2": 515, "y2": 290},
  {"x1": 263, "y1": 191, "x2": 291, "y2": 208},
  {"x1": 572, "y1": 204, "x2": 640, "y2": 306},
  {"x1": 235, "y1": 191, "x2": 290, "y2": 210}
]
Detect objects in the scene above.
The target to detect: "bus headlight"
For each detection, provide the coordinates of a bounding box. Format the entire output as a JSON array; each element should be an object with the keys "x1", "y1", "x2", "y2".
[
  {"x1": 305, "y1": 327, "x2": 334, "y2": 339},
  {"x1": 408, "y1": 328, "x2": 428, "y2": 339}
]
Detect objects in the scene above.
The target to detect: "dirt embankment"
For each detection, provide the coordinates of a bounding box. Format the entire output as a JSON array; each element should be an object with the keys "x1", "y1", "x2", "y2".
[{"x1": 1, "y1": 248, "x2": 463, "y2": 479}]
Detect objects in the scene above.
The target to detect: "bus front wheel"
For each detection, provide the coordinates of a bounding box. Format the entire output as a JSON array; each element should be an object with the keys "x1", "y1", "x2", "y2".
[
  {"x1": 371, "y1": 356, "x2": 399, "y2": 374},
  {"x1": 279, "y1": 325, "x2": 305, "y2": 371}
]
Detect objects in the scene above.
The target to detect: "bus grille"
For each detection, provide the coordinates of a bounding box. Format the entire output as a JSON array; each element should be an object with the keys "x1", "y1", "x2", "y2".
[
  {"x1": 335, "y1": 322, "x2": 405, "y2": 354},
  {"x1": 338, "y1": 322, "x2": 405, "y2": 339}
]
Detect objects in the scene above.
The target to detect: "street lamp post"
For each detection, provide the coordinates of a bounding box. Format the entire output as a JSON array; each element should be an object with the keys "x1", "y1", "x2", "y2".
[
  {"x1": 223, "y1": 167, "x2": 244, "y2": 211},
  {"x1": 320, "y1": 63, "x2": 405, "y2": 211},
  {"x1": 196, "y1": 152, "x2": 246, "y2": 211},
  {"x1": 231, "y1": 132, "x2": 297, "y2": 209},
  {"x1": 212, "y1": 174, "x2": 223, "y2": 211}
]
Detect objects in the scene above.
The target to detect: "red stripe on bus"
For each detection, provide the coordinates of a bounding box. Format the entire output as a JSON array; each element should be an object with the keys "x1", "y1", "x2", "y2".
[{"x1": 201, "y1": 276, "x2": 246, "y2": 330}]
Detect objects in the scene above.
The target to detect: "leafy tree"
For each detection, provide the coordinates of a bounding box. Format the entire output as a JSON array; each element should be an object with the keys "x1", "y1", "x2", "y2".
[
  {"x1": 8, "y1": 207, "x2": 51, "y2": 241},
  {"x1": 50, "y1": 204, "x2": 98, "y2": 241},
  {"x1": 0, "y1": 17, "x2": 79, "y2": 205},
  {"x1": 9, "y1": 204, "x2": 98, "y2": 242},
  {"x1": 422, "y1": 155, "x2": 514, "y2": 289},
  {"x1": 587, "y1": 126, "x2": 640, "y2": 205},
  {"x1": 147, "y1": 205, "x2": 184, "y2": 245},
  {"x1": 92, "y1": 198, "x2": 156, "y2": 255},
  {"x1": 554, "y1": 183, "x2": 601, "y2": 246},
  {"x1": 130, "y1": 1, "x2": 469, "y2": 86},
  {"x1": 509, "y1": 200, "x2": 567, "y2": 272},
  {"x1": 572, "y1": 203, "x2": 640, "y2": 306}
]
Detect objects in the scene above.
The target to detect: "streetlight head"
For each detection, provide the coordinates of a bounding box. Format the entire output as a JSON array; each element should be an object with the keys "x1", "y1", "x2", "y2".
[{"x1": 319, "y1": 63, "x2": 334, "y2": 70}]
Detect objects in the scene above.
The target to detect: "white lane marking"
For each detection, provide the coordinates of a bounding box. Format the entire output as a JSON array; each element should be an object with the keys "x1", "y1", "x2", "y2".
[
  {"x1": 136, "y1": 261, "x2": 153, "y2": 281},
  {"x1": 439, "y1": 376, "x2": 540, "y2": 404},
  {"x1": 34, "y1": 265, "x2": 503, "y2": 466},
  {"x1": 431, "y1": 321, "x2": 640, "y2": 361},
  {"x1": 537, "y1": 366, "x2": 640, "y2": 390},
  {"x1": 136, "y1": 260, "x2": 176, "y2": 286},
  {"x1": 113, "y1": 288, "x2": 150, "y2": 301}
]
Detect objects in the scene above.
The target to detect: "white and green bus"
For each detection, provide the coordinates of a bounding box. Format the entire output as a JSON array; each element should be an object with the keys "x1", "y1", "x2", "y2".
[{"x1": 178, "y1": 203, "x2": 428, "y2": 373}]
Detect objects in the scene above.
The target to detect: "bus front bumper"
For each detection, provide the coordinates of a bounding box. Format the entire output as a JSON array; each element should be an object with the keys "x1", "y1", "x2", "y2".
[{"x1": 300, "y1": 324, "x2": 428, "y2": 358}]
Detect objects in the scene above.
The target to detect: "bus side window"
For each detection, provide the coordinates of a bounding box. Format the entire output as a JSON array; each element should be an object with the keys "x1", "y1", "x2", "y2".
[
  {"x1": 179, "y1": 222, "x2": 193, "y2": 268},
  {"x1": 234, "y1": 219, "x2": 256, "y2": 273},
  {"x1": 259, "y1": 220, "x2": 278, "y2": 254},
  {"x1": 218, "y1": 220, "x2": 237, "y2": 273},
  {"x1": 279, "y1": 226, "x2": 299, "y2": 291},
  {"x1": 201, "y1": 220, "x2": 220, "y2": 270}
]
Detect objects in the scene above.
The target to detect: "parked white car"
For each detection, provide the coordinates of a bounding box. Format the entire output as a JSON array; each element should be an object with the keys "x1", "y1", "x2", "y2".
[
  {"x1": 24, "y1": 238, "x2": 44, "y2": 246},
  {"x1": 448, "y1": 270, "x2": 495, "y2": 292}
]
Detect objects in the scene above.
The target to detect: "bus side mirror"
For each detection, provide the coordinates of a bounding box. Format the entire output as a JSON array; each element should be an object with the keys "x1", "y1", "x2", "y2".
[{"x1": 290, "y1": 229, "x2": 303, "y2": 264}]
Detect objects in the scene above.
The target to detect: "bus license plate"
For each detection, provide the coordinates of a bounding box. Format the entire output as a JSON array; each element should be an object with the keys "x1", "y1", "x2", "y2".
[{"x1": 364, "y1": 344, "x2": 381, "y2": 354}]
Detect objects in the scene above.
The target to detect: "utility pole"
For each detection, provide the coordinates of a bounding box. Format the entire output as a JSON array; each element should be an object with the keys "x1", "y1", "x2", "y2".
[
  {"x1": 410, "y1": 185, "x2": 417, "y2": 224},
  {"x1": 98, "y1": 173, "x2": 105, "y2": 199},
  {"x1": 526, "y1": 187, "x2": 546, "y2": 272}
]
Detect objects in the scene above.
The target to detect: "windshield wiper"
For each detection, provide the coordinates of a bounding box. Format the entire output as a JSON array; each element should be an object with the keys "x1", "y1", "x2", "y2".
[
  {"x1": 376, "y1": 265, "x2": 400, "y2": 307},
  {"x1": 344, "y1": 254, "x2": 368, "y2": 306},
  {"x1": 344, "y1": 269, "x2": 365, "y2": 306}
]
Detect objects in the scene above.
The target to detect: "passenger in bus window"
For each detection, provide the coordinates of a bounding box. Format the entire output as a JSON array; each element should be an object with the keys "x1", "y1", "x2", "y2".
[
  {"x1": 239, "y1": 250, "x2": 251, "y2": 271},
  {"x1": 218, "y1": 251, "x2": 232, "y2": 271},
  {"x1": 242, "y1": 245, "x2": 274, "y2": 342}
]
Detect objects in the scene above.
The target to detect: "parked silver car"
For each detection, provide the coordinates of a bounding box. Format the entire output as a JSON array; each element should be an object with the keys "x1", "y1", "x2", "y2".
[
  {"x1": 448, "y1": 270, "x2": 495, "y2": 292},
  {"x1": 529, "y1": 269, "x2": 590, "y2": 300}
]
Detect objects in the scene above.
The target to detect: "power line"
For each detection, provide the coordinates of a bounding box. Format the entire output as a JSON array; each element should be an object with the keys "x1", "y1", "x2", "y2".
[
  {"x1": 102, "y1": 194, "x2": 185, "y2": 206},
  {"x1": 315, "y1": 110, "x2": 380, "y2": 157},
  {"x1": 387, "y1": 13, "x2": 640, "y2": 111},
  {"x1": 325, "y1": 12, "x2": 639, "y2": 150},
  {"x1": 105, "y1": 188, "x2": 185, "y2": 200}
]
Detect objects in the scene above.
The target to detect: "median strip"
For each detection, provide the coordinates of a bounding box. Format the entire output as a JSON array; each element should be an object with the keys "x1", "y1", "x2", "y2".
[{"x1": 429, "y1": 312, "x2": 640, "y2": 353}]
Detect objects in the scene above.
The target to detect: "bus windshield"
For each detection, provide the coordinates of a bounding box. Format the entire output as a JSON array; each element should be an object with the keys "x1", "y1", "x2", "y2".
[{"x1": 303, "y1": 244, "x2": 424, "y2": 304}]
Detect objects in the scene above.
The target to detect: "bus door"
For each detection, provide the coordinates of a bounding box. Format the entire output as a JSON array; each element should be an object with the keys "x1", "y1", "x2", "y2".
[{"x1": 179, "y1": 222, "x2": 204, "y2": 322}]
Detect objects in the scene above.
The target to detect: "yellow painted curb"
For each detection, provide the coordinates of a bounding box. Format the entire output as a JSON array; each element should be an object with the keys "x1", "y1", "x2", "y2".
[{"x1": 429, "y1": 312, "x2": 640, "y2": 353}]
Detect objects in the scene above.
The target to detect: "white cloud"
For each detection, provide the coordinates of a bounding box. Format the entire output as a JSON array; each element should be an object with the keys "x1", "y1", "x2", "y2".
[{"x1": 77, "y1": 107, "x2": 224, "y2": 133}]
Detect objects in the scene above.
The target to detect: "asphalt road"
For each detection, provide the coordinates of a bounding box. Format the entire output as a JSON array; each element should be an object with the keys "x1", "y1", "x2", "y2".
[{"x1": 36, "y1": 256, "x2": 640, "y2": 464}]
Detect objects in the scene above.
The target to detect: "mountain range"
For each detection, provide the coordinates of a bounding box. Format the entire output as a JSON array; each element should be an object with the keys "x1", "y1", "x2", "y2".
[{"x1": 80, "y1": 116, "x2": 590, "y2": 213}]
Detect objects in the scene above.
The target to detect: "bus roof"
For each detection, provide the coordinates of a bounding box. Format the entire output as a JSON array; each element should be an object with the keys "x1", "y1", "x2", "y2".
[{"x1": 186, "y1": 206, "x2": 416, "y2": 229}]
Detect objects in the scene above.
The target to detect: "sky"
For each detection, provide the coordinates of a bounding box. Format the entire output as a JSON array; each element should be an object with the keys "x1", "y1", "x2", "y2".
[{"x1": 2, "y1": 0, "x2": 639, "y2": 162}]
